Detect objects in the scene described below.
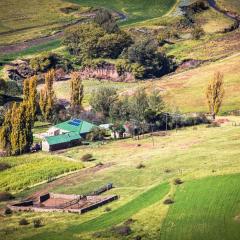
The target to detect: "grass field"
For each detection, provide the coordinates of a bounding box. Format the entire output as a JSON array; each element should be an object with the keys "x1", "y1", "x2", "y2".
[
  {"x1": 160, "y1": 174, "x2": 240, "y2": 240},
  {"x1": 1, "y1": 118, "x2": 240, "y2": 239},
  {"x1": 144, "y1": 53, "x2": 240, "y2": 114},
  {"x1": 0, "y1": 0, "x2": 85, "y2": 45},
  {"x1": 0, "y1": 153, "x2": 83, "y2": 193},
  {"x1": 67, "y1": 0, "x2": 177, "y2": 25}
]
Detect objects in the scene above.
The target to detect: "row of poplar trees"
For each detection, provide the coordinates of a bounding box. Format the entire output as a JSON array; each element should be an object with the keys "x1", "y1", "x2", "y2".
[
  {"x1": 0, "y1": 76, "x2": 37, "y2": 155},
  {"x1": 0, "y1": 69, "x2": 84, "y2": 156}
]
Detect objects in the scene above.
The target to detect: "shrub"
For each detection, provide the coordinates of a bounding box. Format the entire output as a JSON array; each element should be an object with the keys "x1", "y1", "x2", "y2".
[
  {"x1": 19, "y1": 218, "x2": 29, "y2": 226},
  {"x1": 105, "y1": 207, "x2": 111, "y2": 212},
  {"x1": 136, "y1": 163, "x2": 146, "y2": 169},
  {"x1": 112, "y1": 225, "x2": 132, "y2": 236},
  {"x1": 0, "y1": 192, "x2": 14, "y2": 201},
  {"x1": 163, "y1": 198, "x2": 174, "y2": 205},
  {"x1": 33, "y1": 219, "x2": 43, "y2": 228},
  {"x1": 4, "y1": 207, "x2": 12, "y2": 215},
  {"x1": 0, "y1": 162, "x2": 11, "y2": 171},
  {"x1": 192, "y1": 26, "x2": 205, "y2": 40},
  {"x1": 174, "y1": 178, "x2": 184, "y2": 185},
  {"x1": 81, "y1": 154, "x2": 94, "y2": 162}
]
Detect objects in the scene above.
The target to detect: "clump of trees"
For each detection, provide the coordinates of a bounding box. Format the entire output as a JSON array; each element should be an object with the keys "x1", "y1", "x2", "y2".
[
  {"x1": 206, "y1": 72, "x2": 225, "y2": 120},
  {"x1": 0, "y1": 76, "x2": 37, "y2": 155},
  {"x1": 30, "y1": 52, "x2": 72, "y2": 73},
  {"x1": 64, "y1": 22, "x2": 132, "y2": 61}
]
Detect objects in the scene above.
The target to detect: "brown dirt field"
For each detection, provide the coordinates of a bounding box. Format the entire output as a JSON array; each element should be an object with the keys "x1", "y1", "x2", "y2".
[{"x1": 28, "y1": 162, "x2": 115, "y2": 201}]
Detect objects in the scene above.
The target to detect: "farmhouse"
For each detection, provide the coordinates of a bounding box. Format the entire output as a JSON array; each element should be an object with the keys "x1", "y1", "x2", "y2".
[{"x1": 42, "y1": 119, "x2": 96, "y2": 152}]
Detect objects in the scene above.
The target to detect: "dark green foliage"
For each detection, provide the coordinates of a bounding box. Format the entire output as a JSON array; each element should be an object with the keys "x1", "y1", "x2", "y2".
[
  {"x1": 0, "y1": 192, "x2": 14, "y2": 201},
  {"x1": 33, "y1": 219, "x2": 43, "y2": 228},
  {"x1": 19, "y1": 218, "x2": 29, "y2": 226},
  {"x1": 115, "y1": 60, "x2": 145, "y2": 79},
  {"x1": 90, "y1": 86, "x2": 118, "y2": 118},
  {"x1": 126, "y1": 39, "x2": 174, "y2": 77},
  {"x1": 87, "y1": 127, "x2": 107, "y2": 141},
  {"x1": 81, "y1": 154, "x2": 94, "y2": 162},
  {"x1": 0, "y1": 162, "x2": 11, "y2": 171},
  {"x1": 163, "y1": 198, "x2": 174, "y2": 205},
  {"x1": 30, "y1": 52, "x2": 72, "y2": 73},
  {"x1": 64, "y1": 23, "x2": 132, "y2": 60}
]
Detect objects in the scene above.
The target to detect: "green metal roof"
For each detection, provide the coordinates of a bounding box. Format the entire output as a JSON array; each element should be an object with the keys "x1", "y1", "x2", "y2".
[
  {"x1": 55, "y1": 119, "x2": 96, "y2": 135},
  {"x1": 45, "y1": 132, "x2": 81, "y2": 145}
]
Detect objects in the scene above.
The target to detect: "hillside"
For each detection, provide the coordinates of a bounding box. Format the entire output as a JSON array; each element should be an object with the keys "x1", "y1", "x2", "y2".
[{"x1": 1, "y1": 1, "x2": 240, "y2": 240}]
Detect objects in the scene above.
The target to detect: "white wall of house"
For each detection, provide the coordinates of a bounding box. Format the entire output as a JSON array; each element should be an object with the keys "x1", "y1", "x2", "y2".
[{"x1": 42, "y1": 140, "x2": 50, "y2": 152}]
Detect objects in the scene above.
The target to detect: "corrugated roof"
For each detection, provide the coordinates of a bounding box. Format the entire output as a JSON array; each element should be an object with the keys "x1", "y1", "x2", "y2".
[
  {"x1": 44, "y1": 132, "x2": 82, "y2": 145},
  {"x1": 55, "y1": 119, "x2": 96, "y2": 135}
]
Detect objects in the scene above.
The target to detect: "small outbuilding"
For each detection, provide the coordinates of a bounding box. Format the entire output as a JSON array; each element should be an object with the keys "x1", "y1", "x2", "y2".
[{"x1": 42, "y1": 132, "x2": 82, "y2": 152}]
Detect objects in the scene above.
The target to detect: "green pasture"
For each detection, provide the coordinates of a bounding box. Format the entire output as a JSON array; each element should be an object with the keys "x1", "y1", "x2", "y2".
[
  {"x1": 67, "y1": 0, "x2": 177, "y2": 25},
  {"x1": 160, "y1": 174, "x2": 240, "y2": 240}
]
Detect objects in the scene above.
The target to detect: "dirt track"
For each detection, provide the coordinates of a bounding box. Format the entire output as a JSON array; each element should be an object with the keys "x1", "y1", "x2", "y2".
[{"x1": 0, "y1": 11, "x2": 127, "y2": 55}]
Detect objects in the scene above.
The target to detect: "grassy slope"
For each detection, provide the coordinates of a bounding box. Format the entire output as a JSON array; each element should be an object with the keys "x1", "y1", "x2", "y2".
[
  {"x1": 0, "y1": 153, "x2": 83, "y2": 192},
  {"x1": 0, "y1": 0, "x2": 83, "y2": 45},
  {"x1": 218, "y1": 0, "x2": 240, "y2": 14},
  {"x1": 2, "y1": 118, "x2": 240, "y2": 239},
  {"x1": 67, "y1": 0, "x2": 177, "y2": 26},
  {"x1": 144, "y1": 53, "x2": 240, "y2": 114},
  {"x1": 160, "y1": 174, "x2": 240, "y2": 240}
]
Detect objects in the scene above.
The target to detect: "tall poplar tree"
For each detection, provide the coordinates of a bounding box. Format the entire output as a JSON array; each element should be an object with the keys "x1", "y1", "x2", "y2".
[
  {"x1": 39, "y1": 69, "x2": 56, "y2": 121},
  {"x1": 0, "y1": 107, "x2": 13, "y2": 155},
  {"x1": 206, "y1": 72, "x2": 225, "y2": 120},
  {"x1": 70, "y1": 72, "x2": 84, "y2": 111}
]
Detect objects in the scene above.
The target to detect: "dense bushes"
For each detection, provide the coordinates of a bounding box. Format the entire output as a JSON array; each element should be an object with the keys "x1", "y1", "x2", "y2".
[
  {"x1": 30, "y1": 52, "x2": 72, "y2": 73},
  {"x1": 124, "y1": 39, "x2": 176, "y2": 78},
  {"x1": 64, "y1": 23, "x2": 132, "y2": 61}
]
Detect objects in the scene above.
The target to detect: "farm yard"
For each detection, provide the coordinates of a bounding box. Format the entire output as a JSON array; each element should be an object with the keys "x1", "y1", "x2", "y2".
[{"x1": 1, "y1": 0, "x2": 240, "y2": 239}]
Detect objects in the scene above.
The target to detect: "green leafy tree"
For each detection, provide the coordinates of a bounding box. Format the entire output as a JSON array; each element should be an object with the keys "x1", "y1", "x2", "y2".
[
  {"x1": 126, "y1": 39, "x2": 172, "y2": 78},
  {"x1": 90, "y1": 86, "x2": 118, "y2": 118},
  {"x1": 64, "y1": 23, "x2": 132, "y2": 60}
]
